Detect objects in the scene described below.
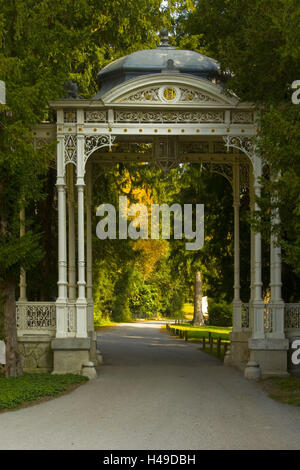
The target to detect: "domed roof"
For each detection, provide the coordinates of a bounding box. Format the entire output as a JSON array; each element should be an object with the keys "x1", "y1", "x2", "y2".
[{"x1": 96, "y1": 29, "x2": 221, "y2": 98}]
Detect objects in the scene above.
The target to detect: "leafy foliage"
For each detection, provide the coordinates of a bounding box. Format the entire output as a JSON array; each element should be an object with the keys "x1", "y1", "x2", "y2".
[
  {"x1": 207, "y1": 298, "x2": 232, "y2": 327},
  {"x1": 0, "y1": 373, "x2": 87, "y2": 410}
]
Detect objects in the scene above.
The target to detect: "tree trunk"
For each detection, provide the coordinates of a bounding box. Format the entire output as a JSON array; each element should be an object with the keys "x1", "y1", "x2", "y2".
[
  {"x1": 193, "y1": 271, "x2": 204, "y2": 326},
  {"x1": 3, "y1": 277, "x2": 23, "y2": 377}
]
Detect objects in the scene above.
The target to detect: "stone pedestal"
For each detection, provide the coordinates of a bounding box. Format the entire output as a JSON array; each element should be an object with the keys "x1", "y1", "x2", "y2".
[
  {"x1": 18, "y1": 336, "x2": 53, "y2": 373},
  {"x1": 244, "y1": 361, "x2": 261, "y2": 380},
  {"x1": 229, "y1": 330, "x2": 251, "y2": 371},
  {"x1": 248, "y1": 337, "x2": 289, "y2": 377},
  {"x1": 89, "y1": 331, "x2": 98, "y2": 364},
  {"x1": 82, "y1": 361, "x2": 97, "y2": 379},
  {"x1": 51, "y1": 337, "x2": 91, "y2": 375}
]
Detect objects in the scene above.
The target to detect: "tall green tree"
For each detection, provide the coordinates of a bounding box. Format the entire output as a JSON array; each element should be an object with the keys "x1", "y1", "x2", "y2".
[
  {"x1": 0, "y1": 0, "x2": 168, "y2": 375},
  {"x1": 178, "y1": 0, "x2": 300, "y2": 299}
]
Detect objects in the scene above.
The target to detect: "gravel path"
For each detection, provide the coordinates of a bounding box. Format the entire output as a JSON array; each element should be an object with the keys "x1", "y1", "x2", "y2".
[{"x1": 0, "y1": 321, "x2": 300, "y2": 450}]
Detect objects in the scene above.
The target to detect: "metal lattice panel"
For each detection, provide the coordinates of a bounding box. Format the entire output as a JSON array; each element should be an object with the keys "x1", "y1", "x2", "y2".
[{"x1": 285, "y1": 304, "x2": 300, "y2": 329}]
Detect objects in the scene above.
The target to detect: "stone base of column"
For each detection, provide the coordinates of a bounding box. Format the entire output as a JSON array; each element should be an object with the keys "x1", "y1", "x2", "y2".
[
  {"x1": 232, "y1": 300, "x2": 242, "y2": 330},
  {"x1": 76, "y1": 298, "x2": 88, "y2": 338},
  {"x1": 248, "y1": 337, "x2": 289, "y2": 377},
  {"x1": 51, "y1": 337, "x2": 91, "y2": 375},
  {"x1": 55, "y1": 298, "x2": 68, "y2": 337},
  {"x1": 228, "y1": 330, "x2": 251, "y2": 371},
  {"x1": 88, "y1": 331, "x2": 98, "y2": 364}
]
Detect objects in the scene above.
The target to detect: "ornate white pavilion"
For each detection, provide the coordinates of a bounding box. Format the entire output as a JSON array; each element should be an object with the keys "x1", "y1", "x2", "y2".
[{"x1": 16, "y1": 30, "x2": 299, "y2": 378}]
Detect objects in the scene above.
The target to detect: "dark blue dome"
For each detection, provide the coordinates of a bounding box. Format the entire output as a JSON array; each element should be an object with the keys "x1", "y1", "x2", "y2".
[{"x1": 96, "y1": 31, "x2": 221, "y2": 97}]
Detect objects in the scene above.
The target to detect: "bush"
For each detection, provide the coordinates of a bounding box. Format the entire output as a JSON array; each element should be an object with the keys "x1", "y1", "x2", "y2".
[
  {"x1": 129, "y1": 284, "x2": 161, "y2": 319},
  {"x1": 207, "y1": 298, "x2": 232, "y2": 326}
]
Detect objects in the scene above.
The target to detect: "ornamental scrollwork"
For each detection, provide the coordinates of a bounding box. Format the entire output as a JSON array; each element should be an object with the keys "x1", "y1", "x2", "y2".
[
  {"x1": 223, "y1": 135, "x2": 256, "y2": 159},
  {"x1": 179, "y1": 87, "x2": 218, "y2": 103},
  {"x1": 84, "y1": 110, "x2": 107, "y2": 123},
  {"x1": 115, "y1": 110, "x2": 224, "y2": 124},
  {"x1": 223, "y1": 135, "x2": 261, "y2": 177},
  {"x1": 231, "y1": 111, "x2": 253, "y2": 124},
  {"x1": 119, "y1": 86, "x2": 221, "y2": 104},
  {"x1": 64, "y1": 134, "x2": 77, "y2": 167},
  {"x1": 84, "y1": 134, "x2": 116, "y2": 163},
  {"x1": 120, "y1": 87, "x2": 160, "y2": 103}
]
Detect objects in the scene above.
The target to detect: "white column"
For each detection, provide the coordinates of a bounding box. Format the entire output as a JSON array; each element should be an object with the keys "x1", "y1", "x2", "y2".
[
  {"x1": 86, "y1": 163, "x2": 94, "y2": 332},
  {"x1": 269, "y1": 173, "x2": 285, "y2": 338},
  {"x1": 76, "y1": 134, "x2": 87, "y2": 338},
  {"x1": 252, "y1": 155, "x2": 265, "y2": 339},
  {"x1": 19, "y1": 206, "x2": 27, "y2": 301},
  {"x1": 249, "y1": 169, "x2": 255, "y2": 330},
  {"x1": 233, "y1": 159, "x2": 242, "y2": 330},
  {"x1": 67, "y1": 164, "x2": 76, "y2": 300},
  {"x1": 55, "y1": 137, "x2": 68, "y2": 337}
]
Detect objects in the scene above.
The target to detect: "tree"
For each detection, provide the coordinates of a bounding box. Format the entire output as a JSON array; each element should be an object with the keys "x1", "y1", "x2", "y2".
[
  {"x1": 0, "y1": 0, "x2": 169, "y2": 375},
  {"x1": 178, "y1": 0, "x2": 300, "y2": 300},
  {"x1": 193, "y1": 271, "x2": 203, "y2": 325}
]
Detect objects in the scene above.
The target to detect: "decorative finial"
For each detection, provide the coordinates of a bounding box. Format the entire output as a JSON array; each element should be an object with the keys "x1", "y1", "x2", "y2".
[
  {"x1": 65, "y1": 80, "x2": 78, "y2": 99},
  {"x1": 158, "y1": 28, "x2": 170, "y2": 47}
]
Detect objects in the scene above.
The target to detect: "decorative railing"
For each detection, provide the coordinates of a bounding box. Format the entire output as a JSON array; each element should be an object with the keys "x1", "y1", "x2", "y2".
[
  {"x1": 285, "y1": 304, "x2": 300, "y2": 330},
  {"x1": 241, "y1": 303, "x2": 250, "y2": 329},
  {"x1": 16, "y1": 301, "x2": 56, "y2": 336},
  {"x1": 16, "y1": 301, "x2": 79, "y2": 336}
]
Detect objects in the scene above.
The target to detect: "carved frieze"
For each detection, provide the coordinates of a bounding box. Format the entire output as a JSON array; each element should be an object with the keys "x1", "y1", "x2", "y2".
[
  {"x1": 231, "y1": 111, "x2": 253, "y2": 124},
  {"x1": 84, "y1": 110, "x2": 107, "y2": 123},
  {"x1": 115, "y1": 110, "x2": 224, "y2": 123},
  {"x1": 118, "y1": 85, "x2": 220, "y2": 104}
]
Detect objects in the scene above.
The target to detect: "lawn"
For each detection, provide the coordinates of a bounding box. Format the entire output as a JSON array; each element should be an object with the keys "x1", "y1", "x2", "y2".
[
  {"x1": 261, "y1": 376, "x2": 300, "y2": 407},
  {"x1": 0, "y1": 373, "x2": 88, "y2": 411},
  {"x1": 182, "y1": 302, "x2": 194, "y2": 321},
  {"x1": 168, "y1": 323, "x2": 232, "y2": 341}
]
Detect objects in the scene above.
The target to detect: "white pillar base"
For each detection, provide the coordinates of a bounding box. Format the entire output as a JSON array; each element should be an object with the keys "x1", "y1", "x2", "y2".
[
  {"x1": 252, "y1": 300, "x2": 265, "y2": 339},
  {"x1": 76, "y1": 298, "x2": 88, "y2": 338},
  {"x1": 55, "y1": 298, "x2": 68, "y2": 338},
  {"x1": 268, "y1": 300, "x2": 286, "y2": 339}
]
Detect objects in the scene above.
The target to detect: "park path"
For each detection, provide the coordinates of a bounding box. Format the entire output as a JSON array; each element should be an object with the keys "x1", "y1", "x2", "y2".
[{"x1": 0, "y1": 321, "x2": 300, "y2": 450}]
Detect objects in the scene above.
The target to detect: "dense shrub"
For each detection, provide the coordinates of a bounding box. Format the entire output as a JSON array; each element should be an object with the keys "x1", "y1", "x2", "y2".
[
  {"x1": 130, "y1": 284, "x2": 161, "y2": 318},
  {"x1": 207, "y1": 298, "x2": 232, "y2": 327}
]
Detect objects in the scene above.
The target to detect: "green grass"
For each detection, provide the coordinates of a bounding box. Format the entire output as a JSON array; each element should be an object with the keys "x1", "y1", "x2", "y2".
[
  {"x1": 261, "y1": 376, "x2": 300, "y2": 406},
  {"x1": 168, "y1": 323, "x2": 232, "y2": 341},
  {"x1": 182, "y1": 303, "x2": 194, "y2": 320},
  {"x1": 166, "y1": 323, "x2": 231, "y2": 361},
  {"x1": 0, "y1": 373, "x2": 88, "y2": 411}
]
